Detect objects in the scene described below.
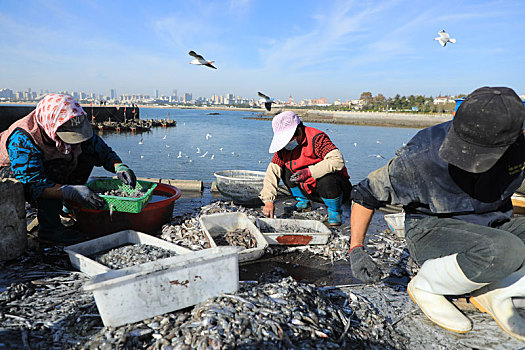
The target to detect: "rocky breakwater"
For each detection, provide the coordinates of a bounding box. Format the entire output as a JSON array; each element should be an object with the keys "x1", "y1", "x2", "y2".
[{"x1": 253, "y1": 110, "x2": 453, "y2": 128}]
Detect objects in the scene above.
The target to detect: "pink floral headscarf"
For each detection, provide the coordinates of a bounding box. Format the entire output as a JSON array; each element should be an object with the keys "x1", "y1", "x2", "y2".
[{"x1": 35, "y1": 94, "x2": 87, "y2": 154}]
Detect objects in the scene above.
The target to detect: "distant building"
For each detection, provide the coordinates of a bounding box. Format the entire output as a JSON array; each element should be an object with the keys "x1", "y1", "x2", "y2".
[
  {"x1": 0, "y1": 88, "x2": 14, "y2": 99},
  {"x1": 312, "y1": 97, "x2": 327, "y2": 105},
  {"x1": 433, "y1": 96, "x2": 455, "y2": 104},
  {"x1": 183, "y1": 92, "x2": 192, "y2": 103}
]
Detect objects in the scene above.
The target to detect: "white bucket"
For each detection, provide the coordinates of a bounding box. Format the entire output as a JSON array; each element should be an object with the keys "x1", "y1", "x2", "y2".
[{"x1": 384, "y1": 212, "x2": 405, "y2": 238}]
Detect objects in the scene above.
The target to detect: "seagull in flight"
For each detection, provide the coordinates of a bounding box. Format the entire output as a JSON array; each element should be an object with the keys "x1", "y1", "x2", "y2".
[
  {"x1": 258, "y1": 91, "x2": 275, "y2": 111},
  {"x1": 188, "y1": 51, "x2": 217, "y2": 69},
  {"x1": 200, "y1": 151, "x2": 208, "y2": 158},
  {"x1": 163, "y1": 135, "x2": 167, "y2": 140},
  {"x1": 177, "y1": 151, "x2": 182, "y2": 158},
  {"x1": 196, "y1": 147, "x2": 201, "y2": 154},
  {"x1": 205, "y1": 133, "x2": 212, "y2": 140},
  {"x1": 138, "y1": 137, "x2": 143, "y2": 145},
  {"x1": 434, "y1": 30, "x2": 456, "y2": 47}
]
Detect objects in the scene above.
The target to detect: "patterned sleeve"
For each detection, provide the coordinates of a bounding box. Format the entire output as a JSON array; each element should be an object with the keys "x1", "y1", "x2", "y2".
[
  {"x1": 313, "y1": 133, "x2": 337, "y2": 159},
  {"x1": 81, "y1": 134, "x2": 122, "y2": 173},
  {"x1": 7, "y1": 129, "x2": 56, "y2": 201},
  {"x1": 270, "y1": 152, "x2": 285, "y2": 167}
]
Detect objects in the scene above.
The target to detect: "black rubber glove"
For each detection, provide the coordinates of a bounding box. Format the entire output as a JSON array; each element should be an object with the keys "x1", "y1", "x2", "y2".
[
  {"x1": 62, "y1": 185, "x2": 105, "y2": 209},
  {"x1": 115, "y1": 163, "x2": 137, "y2": 189},
  {"x1": 349, "y1": 246, "x2": 381, "y2": 283}
]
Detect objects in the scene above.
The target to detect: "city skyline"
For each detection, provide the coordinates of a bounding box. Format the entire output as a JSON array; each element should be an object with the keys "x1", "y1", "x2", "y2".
[{"x1": 1, "y1": 1, "x2": 524, "y2": 100}]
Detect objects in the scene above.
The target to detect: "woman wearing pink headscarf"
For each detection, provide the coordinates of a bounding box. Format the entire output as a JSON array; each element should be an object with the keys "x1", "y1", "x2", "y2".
[{"x1": 0, "y1": 94, "x2": 136, "y2": 243}]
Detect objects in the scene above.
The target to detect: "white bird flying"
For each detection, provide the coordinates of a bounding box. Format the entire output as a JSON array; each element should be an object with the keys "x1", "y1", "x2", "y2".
[
  {"x1": 163, "y1": 135, "x2": 167, "y2": 140},
  {"x1": 177, "y1": 151, "x2": 182, "y2": 158},
  {"x1": 200, "y1": 151, "x2": 208, "y2": 158},
  {"x1": 196, "y1": 147, "x2": 201, "y2": 154},
  {"x1": 205, "y1": 133, "x2": 212, "y2": 140},
  {"x1": 434, "y1": 30, "x2": 456, "y2": 47},
  {"x1": 219, "y1": 148, "x2": 223, "y2": 151},
  {"x1": 165, "y1": 144, "x2": 170, "y2": 148},
  {"x1": 211, "y1": 154, "x2": 215, "y2": 160},
  {"x1": 258, "y1": 91, "x2": 275, "y2": 111},
  {"x1": 188, "y1": 51, "x2": 217, "y2": 69},
  {"x1": 138, "y1": 137, "x2": 143, "y2": 145}
]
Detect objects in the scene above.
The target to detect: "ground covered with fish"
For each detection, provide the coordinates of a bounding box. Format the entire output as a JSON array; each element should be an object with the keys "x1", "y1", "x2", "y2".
[{"x1": 0, "y1": 200, "x2": 523, "y2": 349}]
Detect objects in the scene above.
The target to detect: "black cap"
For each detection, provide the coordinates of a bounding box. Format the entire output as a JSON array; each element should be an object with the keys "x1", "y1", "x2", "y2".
[{"x1": 439, "y1": 86, "x2": 525, "y2": 173}]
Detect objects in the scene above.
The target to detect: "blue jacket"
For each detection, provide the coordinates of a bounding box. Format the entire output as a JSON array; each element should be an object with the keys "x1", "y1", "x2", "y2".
[
  {"x1": 352, "y1": 121, "x2": 525, "y2": 226},
  {"x1": 6, "y1": 129, "x2": 121, "y2": 201}
]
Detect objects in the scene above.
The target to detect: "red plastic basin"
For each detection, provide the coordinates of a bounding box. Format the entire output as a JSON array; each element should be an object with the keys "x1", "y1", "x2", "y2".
[{"x1": 70, "y1": 183, "x2": 181, "y2": 236}]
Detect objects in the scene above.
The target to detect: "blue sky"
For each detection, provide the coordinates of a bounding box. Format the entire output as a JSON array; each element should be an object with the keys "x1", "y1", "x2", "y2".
[{"x1": 1, "y1": 0, "x2": 524, "y2": 101}]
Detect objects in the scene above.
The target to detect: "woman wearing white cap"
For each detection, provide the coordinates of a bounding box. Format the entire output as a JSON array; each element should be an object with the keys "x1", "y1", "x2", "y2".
[
  {"x1": 259, "y1": 111, "x2": 352, "y2": 225},
  {"x1": 0, "y1": 94, "x2": 136, "y2": 243}
]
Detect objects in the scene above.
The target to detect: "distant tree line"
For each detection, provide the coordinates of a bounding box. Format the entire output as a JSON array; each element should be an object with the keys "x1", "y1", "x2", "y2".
[{"x1": 322, "y1": 92, "x2": 468, "y2": 114}]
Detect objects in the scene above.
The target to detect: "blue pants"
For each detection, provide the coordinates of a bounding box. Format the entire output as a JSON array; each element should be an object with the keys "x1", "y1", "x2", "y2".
[
  {"x1": 405, "y1": 216, "x2": 525, "y2": 283},
  {"x1": 282, "y1": 167, "x2": 352, "y2": 203}
]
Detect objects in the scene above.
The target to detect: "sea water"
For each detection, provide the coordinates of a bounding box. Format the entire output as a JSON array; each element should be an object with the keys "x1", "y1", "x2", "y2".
[{"x1": 90, "y1": 108, "x2": 419, "y2": 185}]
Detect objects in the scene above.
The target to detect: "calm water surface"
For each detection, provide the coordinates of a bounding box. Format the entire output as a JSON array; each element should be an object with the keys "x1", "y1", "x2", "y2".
[{"x1": 91, "y1": 108, "x2": 420, "y2": 185}]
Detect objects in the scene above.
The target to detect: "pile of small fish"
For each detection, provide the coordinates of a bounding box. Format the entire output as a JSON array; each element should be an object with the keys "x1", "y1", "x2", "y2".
[
  {"x1": 161, "y1": 217, "x2": 211, "y2": 250},
  {"x1": 91, "y1": 244, "x2": 178, "y2": 270},
  {"x1": 96, "y1": 187, "x2": 146, "y2": 198},
  {"x1": 0, "y1": 248, "x2": 99, "y2": 350},
  {"x1": 80, "y1": 276, "x2": 407, "y2": 349},
  {"x1": 212, "y1": 228, "x2": 257, "y2": 249}
]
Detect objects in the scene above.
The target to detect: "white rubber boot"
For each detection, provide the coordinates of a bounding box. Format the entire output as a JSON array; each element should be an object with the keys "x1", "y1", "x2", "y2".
[
  {"x1": 407, "y1": 254, "x2": 486, "y2": 333},
  {"x1": 470, "y1": 264, "x2": 525, "y2": 341}
]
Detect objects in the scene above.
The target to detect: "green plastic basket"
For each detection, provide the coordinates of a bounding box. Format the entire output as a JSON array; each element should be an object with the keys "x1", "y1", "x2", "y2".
[{"x1": 86, "y1": 179, "x2": 157, "y2": 213}]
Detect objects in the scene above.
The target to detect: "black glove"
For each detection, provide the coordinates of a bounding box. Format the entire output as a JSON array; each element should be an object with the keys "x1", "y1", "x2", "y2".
[
  {"x1": 115, "y1": 163, "x2": 137, "y2": 189},
  {"x1": 62, "y1": 185, "x2": 105, "y2": 210},
  {"x1": 349, "y1": 246, "x2": 381, "y2": 283}
]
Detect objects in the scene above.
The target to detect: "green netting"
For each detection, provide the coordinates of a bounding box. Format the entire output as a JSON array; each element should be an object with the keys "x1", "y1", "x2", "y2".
[{"x1": 86, "y1": 179, "x2": 157, "y2": 213}]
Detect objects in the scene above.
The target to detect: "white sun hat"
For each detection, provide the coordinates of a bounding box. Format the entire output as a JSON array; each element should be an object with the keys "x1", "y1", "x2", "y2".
[{"x1": 268, "y1": 111, "x2": 301, "y2": 153}]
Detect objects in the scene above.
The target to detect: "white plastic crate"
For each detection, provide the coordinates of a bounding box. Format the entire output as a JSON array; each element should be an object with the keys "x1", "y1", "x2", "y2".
[
  {"x1": 256, "y1": 218, "x2": 331, "y2": 245},
  {"x1": 83, "y1": 246, "x2": 240, "y2": 327},
  {"x1": 384, "y1": 212, "x2": 405, "y2": 238},
  {"x1": 199, "y1": 212, "x2": 268, "y2": 262},
  {"x1": 64, "y1": 230, "x2": 191, "y2": 277}
]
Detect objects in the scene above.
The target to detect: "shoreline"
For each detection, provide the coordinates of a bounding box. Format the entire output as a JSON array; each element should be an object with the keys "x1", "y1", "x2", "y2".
[{"x1": 1, "y1": 102, "x2": 453, "y2": 128}]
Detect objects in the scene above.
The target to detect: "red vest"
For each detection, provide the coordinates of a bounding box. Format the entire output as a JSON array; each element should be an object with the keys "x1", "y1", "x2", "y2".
[{"x1": 279, "y1": 126, "x2": 349, "y2": 194}]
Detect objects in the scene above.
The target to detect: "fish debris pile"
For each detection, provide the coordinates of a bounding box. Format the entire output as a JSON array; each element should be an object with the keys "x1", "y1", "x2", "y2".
[
  {"x1": 366, "y1": 229, "x2": 419, "y2": 283},
  {"x1": 80, "y1": 276, "x2": 407, "y2": 349},
  {"x1": 91, "y1": 244, "x2": 178, "y2": 270},
  {"x1": 212, "y1": 228, "x2": 257, "y2": 249},
  {"x1": 0, "y1": 248, "x2": 98, "y2": 349}
]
